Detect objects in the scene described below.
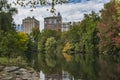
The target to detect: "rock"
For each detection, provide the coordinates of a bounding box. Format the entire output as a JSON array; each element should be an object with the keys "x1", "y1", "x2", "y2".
[
  {"x1": 16, "y1": 78, "x2": 22, "y2": 80},
  {"x1": 19, "y1": 68, "x2": 27, "y2": 72},
  {"x1": 0, "y1": 66, "x2": 39, "y2": 80},
  {"x1": 14, "y1": 71, "x2": 21, "y2": 75},
  {"x1": 32, "y1": 72, "x2": 39, "y2": 80},
  {"x1": 22, "y1": 72, "x2": 32, "y2": 79},
  {"x1": 28, "y1": 70, "x2": 34, "y2": 74},
  {"x1": 0, "y1": 66, "x2": 4, "y2": 72},
  {"x1": 3, "y1": 76, "x2": 13, "y2": 80},
  {"x1": 4, "y1": 66, "x2": 20, "y2": 72},
  {"x1": 32, "y1": 72, "x2": 38, "y2": 77},
  {"x1": 32, "y1": 77, "x2": 39, "y2": 80}
]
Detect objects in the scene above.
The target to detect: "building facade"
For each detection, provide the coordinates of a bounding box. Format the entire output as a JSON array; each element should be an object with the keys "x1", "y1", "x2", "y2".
[
  {"x1": 62, "y1": 22, "x2": 72, "y2": 32},
  {"x1": 22, "y1": 16, "x2": 39, "y2": 34},
  {"x1": 44, "y1": 13, "x2": 62, "y2": 31}
]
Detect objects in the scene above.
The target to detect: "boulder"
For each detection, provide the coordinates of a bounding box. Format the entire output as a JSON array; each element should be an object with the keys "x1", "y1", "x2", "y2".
[
  {"x1": 0, "y1": 66, "x2": 40, "y2": 80},
  {"x1": 4, "y1": 66, "x2": 20, "y2": 72}
]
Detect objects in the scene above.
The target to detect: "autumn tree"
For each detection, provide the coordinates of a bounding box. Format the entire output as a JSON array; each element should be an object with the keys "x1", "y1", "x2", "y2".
[
  {"x1": 97, "y1": 1, "x2": 120, "y2": 80},
  {"x1": 114, "y1": 0, "x2": 120, "y2": 48},
  {"x1": 97, "y1": 0, "x2": 120, "y2": 54}
]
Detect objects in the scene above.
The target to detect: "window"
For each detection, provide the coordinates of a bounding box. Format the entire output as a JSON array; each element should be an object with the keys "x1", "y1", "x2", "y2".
[
  {"x1": 49, "y1": 19, "x2": 52, "y2": 24},
  {"x1": 54, "y1": 19, "x2": 57, "y2": 24}
]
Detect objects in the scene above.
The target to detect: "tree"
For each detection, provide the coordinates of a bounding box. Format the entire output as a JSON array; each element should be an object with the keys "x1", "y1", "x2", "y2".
[
  {"x1": 62, "y1": 11, "x2": 100, "y2": 55},
  {"x1": 0, "y1": 31, "x2": 29, "y2": 63},
  {"x1": 62, "y1": 42, "x2": 73, "y2": 62},
  {"x1": 0, "y1": 0, "x2": 18, "y2": 32},
  {"x1": 79, "y1": 11, "x2": 100, "y2": 54},
  {"x1": 0, "y1": 30, "x2": 4, "y2": 56},
  {"x1": 14, "y1": 0, "x2": 67, "y2": 13},
  {"x1": 17, "y1": 32, "x2": 28, "y2": 55},
  {"x1": 60, "y1": 11, "x2": 101, "y2": 80},
  {"x1": 37, "y1": 30, "x2": 62, "y2": 73},
  {"x1": 97, "y1": 0, "x2": 120, "y2": 54},
  {"x1": 38, "y1": 29, "x2": 61, "y2": 55},
  {"x1": 0, "y1": 31, "x2": 20, "y2": 59},
  {"x1": 61, "y1": 23, "x2": 82, "y2": 56},
  {"x1": 30, "y1": 27, "x2": 40, "y2": 42},
  {"x1": 24, "y1": 37, "x2": 38, "y2": 67},
  {"x1": 114, "y1": 0, "x2": 120, "y2": 48},
  {"x1": 115, "y1": 0, "x2": 120, "y2": 20},
  {"x1": 45, "y1": 37, "x2": 57, "y2": 67},
  {"x1": 97, "y1": 1, "x2": 120, "y2": 80},
  {"x1": 0, "y1": 0, "x2": 18, "y2": 59}
]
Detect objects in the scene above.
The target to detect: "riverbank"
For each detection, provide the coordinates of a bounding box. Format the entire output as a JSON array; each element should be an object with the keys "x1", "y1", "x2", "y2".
[{"x1": 0, "y1": 65, "x2": 39, "y2": 80}]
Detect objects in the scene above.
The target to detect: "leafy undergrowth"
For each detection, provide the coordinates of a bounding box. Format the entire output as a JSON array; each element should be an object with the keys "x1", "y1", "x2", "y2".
[{"x1": 0, "y1": 57, "x2": 30, "y2": 69}]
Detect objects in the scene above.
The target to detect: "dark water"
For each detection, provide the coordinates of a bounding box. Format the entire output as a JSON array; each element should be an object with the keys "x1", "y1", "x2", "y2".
[{"x1": 38, "y1": 54, "x2": 120, "y2": 80}]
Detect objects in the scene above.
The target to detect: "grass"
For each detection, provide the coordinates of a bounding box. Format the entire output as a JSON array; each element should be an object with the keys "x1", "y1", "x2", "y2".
[
  {"x1": 0, "y1": 57, "x2": 16, "y2": 64},
  {"x1": 0, "y1": 57, "x2": 37, "y2": 71},
  {"x1": 0, "y1": 57, "x2": 28, "y2": 68}
]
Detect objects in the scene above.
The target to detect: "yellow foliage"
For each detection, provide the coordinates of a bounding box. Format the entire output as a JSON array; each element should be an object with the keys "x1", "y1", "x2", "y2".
[
  {"x1": 115, "y1": 0, "x2": 120, "y2": 3},
  {"x1": 63, "y1": 53, "x2": 72, "y2": 62},
  {"x1": 63, "y1": 42, "x2": 72, "y2": 52},
  {"x1": 118, "y1": 33, "x2": 120, "y2": 36},
  {"x1": 17, "y1": 32, "x2": 28, "y2": 49},
  {"x1": 62, "y1": 42, "x2": 73, "y2": 62}
]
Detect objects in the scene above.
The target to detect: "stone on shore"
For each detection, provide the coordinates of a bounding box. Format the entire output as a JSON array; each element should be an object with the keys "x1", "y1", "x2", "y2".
[{"x1": 0, "y1": 65, "x2": 39, "y2": 80}]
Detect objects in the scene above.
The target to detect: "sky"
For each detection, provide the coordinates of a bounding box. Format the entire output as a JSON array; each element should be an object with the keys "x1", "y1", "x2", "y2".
[{"x1": 9, "y1": 0, "x2": 110, "y2": 31}]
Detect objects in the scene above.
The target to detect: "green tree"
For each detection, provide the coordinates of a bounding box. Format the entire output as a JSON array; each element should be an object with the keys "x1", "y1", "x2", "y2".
[
  {"x1": 61, "y1": 23, "x2": 81, "y2": 57},
  {"x1": 24, "y1": 37, "x2": 38, "y2": 67},
  {"x1": 0, "y1": 0, "x2": 18, "y2": 32},
  {"x1": 30, "y1": 27, "x2": 40, "y2": 42},
  {"x1": 38, "y1": 29, "x2": 61, "y2": 55},
  {"x1": 78, "y1": 11, "x2": 100, "y2": 54},
  {"x1": 62, "y1": 11, "x2": 100, "y2": 55},
  {"x1": 0, "y1": 31, "x2": 29, "y2": 63},
  {"x1": 37, "y1": 30, "x2": 62, "y2": 73},
  {"x1": 61, "y1": 11, "x2": 101, "y2": 80},
  {"x1": 45, "y1": 37, "x2": 57, "y2": 67},
  {"x1": 0, "y1": 30, "x2": 4, "y2": 56},
  {"x1": 0, "y1": 31, "x2": 19, "y2": 59}
]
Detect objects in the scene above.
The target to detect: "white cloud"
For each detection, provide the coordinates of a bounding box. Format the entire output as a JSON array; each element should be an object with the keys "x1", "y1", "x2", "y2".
[{"x1": 12, "y1": 0, "x2": 110, "y2": 31}]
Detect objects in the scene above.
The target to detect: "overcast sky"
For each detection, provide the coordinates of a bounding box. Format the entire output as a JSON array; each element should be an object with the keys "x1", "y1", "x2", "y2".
[{"x1": 9, "y1": 0, "x2": 110, "y2": 30}]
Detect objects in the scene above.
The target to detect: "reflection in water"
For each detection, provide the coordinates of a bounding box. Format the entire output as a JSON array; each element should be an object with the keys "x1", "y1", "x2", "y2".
[
  {"x1": 38, "y1": 54, "x2": 120, "y2": 80},
  {"x1": 40, "y1": 71, "x2": 45, "y2": 80},
  {"x1": 40, "y1": 71, "x2": 74, "y2": 80}
]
